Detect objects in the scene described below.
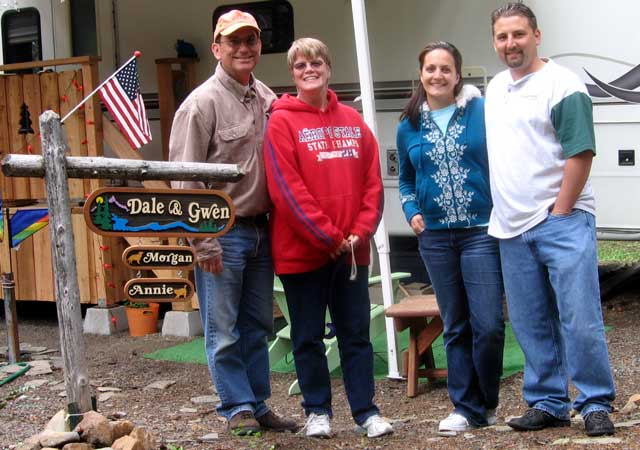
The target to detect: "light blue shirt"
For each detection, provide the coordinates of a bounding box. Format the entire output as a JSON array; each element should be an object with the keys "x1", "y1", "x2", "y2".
[{"x1": 430, "y1": 103, "x2": 456, "y2": 134}]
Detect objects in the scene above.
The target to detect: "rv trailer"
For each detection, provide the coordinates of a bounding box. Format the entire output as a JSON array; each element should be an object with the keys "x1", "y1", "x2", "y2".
[{"x1": 1, "y1": 0, "x2": 639, "y2": 279}]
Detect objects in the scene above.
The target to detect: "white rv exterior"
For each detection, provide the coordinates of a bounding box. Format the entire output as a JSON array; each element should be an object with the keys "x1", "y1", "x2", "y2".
[{"x1": 1, "y1": 0, "x2": 639, "y2": 241}]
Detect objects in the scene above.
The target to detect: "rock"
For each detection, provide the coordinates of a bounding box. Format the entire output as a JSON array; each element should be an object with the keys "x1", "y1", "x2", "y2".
[
  {"x1": 129, "y1": 426, "x2": 156, "y2": 450},
  {"x1": 23, "y1": 379, "x2": 49, "y2": 389},
  {"x1": 39, "y1": 431, "x2": 80, "y2": 448},
  {"x1": 463, "y1": 433, "x2": 475, "y2": 439},
  {"x1": 112, "y1": 436, "x2": 142, "y2": 450},
  {"x1": 491, "y1": 425, "x2": 513, "y2": 432},
  {"x1": 572, "y1": 437, "x2": 623, "y2": 445},
  {"x1": 144, "y1": 380, "x2": 176, "y2": 391},
  {"x1": 75, "y1": 411, "x2": 113, "y2": 447},
  {"x1": 98, "y1": 392, "x2": 122, "y2": 402},
  {"x1": 179, "y1": 408, "x2": 198, "y2": 414},
  {"x1": 110, "y1": 421, "x2": 134, "y2": 440},
  {"x1": 1, "y1": 364, "x2": 25, "y2": 374},
  {"x1": 108, "y1": 412, "x2": 127, "y2": 420},
  {"x1": 615, "y1": 419, "x2": 640, "y2": 428},
  {"x1": 190, "y1": 395, "x2": 219, "y2": 404},
  {"x1": 437, "y1": 430, "x2": 457, "y2": 437},
  {"x1": 200, "y1": 433, "x2": 219, "y2": 441},
  {"x1": 620, "y1": 394, "x2": 640, "y2": 414},
  {"x1": 45, "y1": 410, "x2": 67, "y2": 432},
  {"x1": 553, "y1": 437, "x2": 623, "y2": 446},
  {"x1": 50, "y1": 357, "x2": 64, "y2": 370},
  {"x1": 16, "y1": 435, "x2": 42, "y2": 450},
  {"x1": 62, "y1": 444, "x2": 93, "y2": 450},
  {"x1": 58, "y1": 391, "x2": 68, "y2": 397},
  {"x1": 97, "y1": 387, "x2": 122, "y2": 392},
  {"x1": 26, "y1": 360, "x2": 53, "y2": 376},
  {"x1": 23, "y1": 346, "x2": 48, "y2": 354}
]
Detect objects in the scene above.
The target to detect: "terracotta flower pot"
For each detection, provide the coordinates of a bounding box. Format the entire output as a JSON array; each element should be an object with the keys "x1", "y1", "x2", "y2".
[{"x1": 125, "y1": 303, "x2": 159, "y2": 336}]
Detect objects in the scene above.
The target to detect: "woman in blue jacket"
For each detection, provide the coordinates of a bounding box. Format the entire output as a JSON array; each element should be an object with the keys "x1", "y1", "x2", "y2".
[{"x1": 397, "y1": 41, "x2": 505, "y2": 431}]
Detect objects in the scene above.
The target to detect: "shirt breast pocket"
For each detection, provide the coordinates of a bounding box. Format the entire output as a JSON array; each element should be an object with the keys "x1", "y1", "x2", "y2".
[{"x1": 216, "y1": 122, "x2": 253, "y2": 163}]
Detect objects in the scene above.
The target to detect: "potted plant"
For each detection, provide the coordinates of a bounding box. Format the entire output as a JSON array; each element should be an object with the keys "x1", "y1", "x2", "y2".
[{"x1": 124, "y1": 301, "x2": 159, "y2": 336}]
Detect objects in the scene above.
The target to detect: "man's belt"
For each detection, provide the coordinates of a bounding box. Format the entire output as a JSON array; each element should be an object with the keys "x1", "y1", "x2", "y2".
[{"x1": 235, "y1": 214, "x2": 269, "y2": 227}]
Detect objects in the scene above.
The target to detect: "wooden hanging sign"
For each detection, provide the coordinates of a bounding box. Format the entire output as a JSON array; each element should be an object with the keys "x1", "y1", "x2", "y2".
[
  {"x1": 124, "y1": 278, "x2": 194, "y2": 303},
  {"x1": 83, "y1": 187, "x2": 235, "y2": 238},
  {"x1": 122, "y1": 245, "x2": 196, "y2": 270}
]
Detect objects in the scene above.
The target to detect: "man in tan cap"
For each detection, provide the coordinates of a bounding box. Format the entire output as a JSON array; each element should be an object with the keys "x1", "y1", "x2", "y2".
[{"x1": 169, "y1": 10, "x2": 298, "y2": 435}]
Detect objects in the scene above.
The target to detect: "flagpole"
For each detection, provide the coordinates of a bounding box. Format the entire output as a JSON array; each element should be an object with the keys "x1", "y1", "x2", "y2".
[{"x1": 61, "y1": 51, "x2": 141, "y2": 124}]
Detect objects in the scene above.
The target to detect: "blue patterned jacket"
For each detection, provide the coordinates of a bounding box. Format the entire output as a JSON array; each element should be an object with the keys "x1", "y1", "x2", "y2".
[{"x1": 397, "y1": 85, "x2": 492, "y2": 229}]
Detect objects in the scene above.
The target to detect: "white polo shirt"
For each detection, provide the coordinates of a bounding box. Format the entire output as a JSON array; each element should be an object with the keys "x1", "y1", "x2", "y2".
[{"x1": 485, "y1": 59, "x2": 596, "y2": 239}]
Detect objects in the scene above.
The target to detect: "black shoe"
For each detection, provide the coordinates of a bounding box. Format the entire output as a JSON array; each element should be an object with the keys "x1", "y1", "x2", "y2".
[
  {"x1": 507, "y1": 408, "x2": 570, "y2": 431},
  {"x1": 584, "y1": 410, "x2": 614, "y2": 436}
]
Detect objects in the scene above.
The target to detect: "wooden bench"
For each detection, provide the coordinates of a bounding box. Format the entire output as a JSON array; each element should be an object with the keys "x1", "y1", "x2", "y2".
[
  {"x1": 384, "y1": 294, "x2": 447, "y2": 397},
  {"x1": 268, "y1": 272, "x2": 411, "y2": 395}
]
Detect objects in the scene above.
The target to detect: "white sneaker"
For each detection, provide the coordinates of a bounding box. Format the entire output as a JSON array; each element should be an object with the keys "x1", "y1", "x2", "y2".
[
  {"x1": 304, "y1": 413, "x2": 331, "y2": 438},
  {"x1": 486, "y1": 408, "x2": 497, "y2": 426},
  {"x1": 357, "y1": 414, "x2": 393, "y2": 438},
  {"x1": 439, "y1": 412, "x2": 470, "y2": 431}
]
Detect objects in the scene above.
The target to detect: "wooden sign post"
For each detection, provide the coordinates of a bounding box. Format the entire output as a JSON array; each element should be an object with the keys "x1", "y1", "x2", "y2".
[{"x1": 1, "y1": 110, "x2": 244, "y2": 421}]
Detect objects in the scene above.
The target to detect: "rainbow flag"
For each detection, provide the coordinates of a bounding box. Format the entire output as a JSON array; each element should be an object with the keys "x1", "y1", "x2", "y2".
[{"x1": 10, "y1": 209, "x2": 49, "y2": 249}]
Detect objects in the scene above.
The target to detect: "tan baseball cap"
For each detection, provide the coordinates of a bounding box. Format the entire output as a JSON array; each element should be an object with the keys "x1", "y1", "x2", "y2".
[{"x1": 214, "y1": 10, "x2": 260, "y2": 42}]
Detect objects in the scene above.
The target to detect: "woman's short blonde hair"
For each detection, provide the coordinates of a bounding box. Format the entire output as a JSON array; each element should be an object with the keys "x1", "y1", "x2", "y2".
[{"x1": 287, "y1": 37, "x2": 332, "y2": 72}]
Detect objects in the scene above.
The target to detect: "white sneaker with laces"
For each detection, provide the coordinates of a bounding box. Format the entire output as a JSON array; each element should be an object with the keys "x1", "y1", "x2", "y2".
[
  {"x1": 486, "y1": 408, "x2": 497, "y2": 426},
  {"x1": 439, "y1": 412, "x2": 470, "y2": 431},
  {"x1": 304, "y1": 413, "x2": 331, "y2": 438},
  {"x1": 358, "y1": 414, "x2": 393, "y2": 438}
]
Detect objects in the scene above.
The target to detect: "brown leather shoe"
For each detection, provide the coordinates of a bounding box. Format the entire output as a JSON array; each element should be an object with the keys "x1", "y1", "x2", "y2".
[
  {"x1": 256, "y1": 410, "x2": 300, "y2": 432},
  {"x1": 227, "y1": 411, "x2": 260, "y2": 435}
]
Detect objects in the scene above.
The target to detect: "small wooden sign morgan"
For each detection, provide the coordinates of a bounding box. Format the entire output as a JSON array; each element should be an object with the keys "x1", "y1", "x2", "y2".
[
  {"x1": 123, "y1": 245, "x2": 196, "y2": 270},
  {"x1": 84, "y1": 187, "x2": 235, "y2": 238},
  {"x1": 124, "y1": 278, "x2": 194, "y2": 303}
]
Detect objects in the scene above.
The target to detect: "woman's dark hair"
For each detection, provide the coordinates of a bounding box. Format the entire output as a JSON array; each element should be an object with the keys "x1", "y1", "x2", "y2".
[{"x1": 400, "y1": 41, "x2": 463, "y2": 129}]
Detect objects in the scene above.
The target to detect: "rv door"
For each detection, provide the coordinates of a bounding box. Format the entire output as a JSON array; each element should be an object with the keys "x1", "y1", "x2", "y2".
[{"x1": 0, "y1": 0, "x2": 71, "y2": 68}]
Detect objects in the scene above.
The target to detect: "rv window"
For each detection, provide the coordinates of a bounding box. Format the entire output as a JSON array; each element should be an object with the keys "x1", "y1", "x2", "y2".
[
  {"x1": 212, "y1": 1, "x2": 294, "y2": 54},
  {"x1": 1, "y1": 7, "x2": 42, "y2": 72}
]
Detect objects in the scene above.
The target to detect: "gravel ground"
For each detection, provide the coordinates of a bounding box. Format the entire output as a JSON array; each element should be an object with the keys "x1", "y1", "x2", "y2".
[{"x1": 2, "y1": 284, "x2": 640, "y2": 450}]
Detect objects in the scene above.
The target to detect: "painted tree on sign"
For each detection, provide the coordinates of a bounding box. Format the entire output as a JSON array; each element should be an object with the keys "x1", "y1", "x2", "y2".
[{"x1": 93, "y1": 196, "x2": 113, "y2": 230}]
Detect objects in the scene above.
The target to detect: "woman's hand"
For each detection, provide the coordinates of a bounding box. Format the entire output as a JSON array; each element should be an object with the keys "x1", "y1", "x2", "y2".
[
  {"x1": 410, "y1": 214, "x2": 425, "y2": 235},
  {"x1": 330, "y1": 239, "x2": 350, "y2": 260},
  {"x1": 346, "y1": 234, "x2": 361, "y2": 249}
]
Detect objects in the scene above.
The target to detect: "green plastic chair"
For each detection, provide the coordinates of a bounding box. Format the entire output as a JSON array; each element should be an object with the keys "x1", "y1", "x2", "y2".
[{"x1": 268, "y1": 272, "x2": 411, "y2": 395}]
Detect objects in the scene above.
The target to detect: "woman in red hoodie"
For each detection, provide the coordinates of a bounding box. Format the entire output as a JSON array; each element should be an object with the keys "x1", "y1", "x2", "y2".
[{"x1": 263, "y1": 38, "x2": 391, "y2": 439}]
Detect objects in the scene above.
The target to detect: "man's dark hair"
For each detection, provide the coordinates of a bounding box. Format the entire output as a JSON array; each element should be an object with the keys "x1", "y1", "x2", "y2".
[
  {"x1": 400, "y1": 41, "x2": 464, "y2": 130},
  {"x1": 491, "y1": 2, "x2": 538, "y2": 34}
]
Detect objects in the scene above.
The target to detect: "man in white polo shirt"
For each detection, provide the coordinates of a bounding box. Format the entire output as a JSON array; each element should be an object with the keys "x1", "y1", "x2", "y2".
[{"x1": 484, "y1": 2, "x2": 615, "y2": 436}]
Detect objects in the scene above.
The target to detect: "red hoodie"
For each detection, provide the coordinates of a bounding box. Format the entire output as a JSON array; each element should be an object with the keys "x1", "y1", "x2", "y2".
[{"x1": 264, "y1": 89, "x2": 384, "y2": 274}]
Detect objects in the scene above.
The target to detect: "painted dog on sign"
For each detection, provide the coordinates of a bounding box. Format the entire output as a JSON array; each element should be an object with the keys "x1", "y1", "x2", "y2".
[
  {"x1": 174, "y1": 286, "x2": 188, "y2": 299},
  {"x1": 127, "y1": 251, "x2": 145, "y2": 265}
]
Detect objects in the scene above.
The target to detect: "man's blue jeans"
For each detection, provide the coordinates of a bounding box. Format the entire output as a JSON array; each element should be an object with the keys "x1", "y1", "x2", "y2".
[
  {"x1": 194, "y1": 221, "x2": 274, "y2": 420},
  {"x1": 418, "y1": 226, "x2": 505, "y2": 426},
  {"x1": 499, "y1": 210, "x2": 615, "y2": 419},
  {"x1": 279, "y1": 262, "x2": 379, "y2": 426}
]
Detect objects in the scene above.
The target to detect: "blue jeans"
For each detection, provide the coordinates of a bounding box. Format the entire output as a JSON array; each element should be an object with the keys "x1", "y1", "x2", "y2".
[
  {"x1": 499, "y1": 210, "x2": 615, "y2": 419},
  {"x1": 279, "y1": 261, "x2": 379, "y2": 425},
  {"x1": 194, "y1": 221, "x2": 274, "y2": 419},
  {"x1": 418, "y1": 227, "x2": 505, "y2": 426}
]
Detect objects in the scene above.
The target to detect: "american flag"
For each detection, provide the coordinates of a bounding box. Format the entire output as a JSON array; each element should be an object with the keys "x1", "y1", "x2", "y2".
[{"x1": 99, "y1": 58, "x2": 151, "y2": 149}]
